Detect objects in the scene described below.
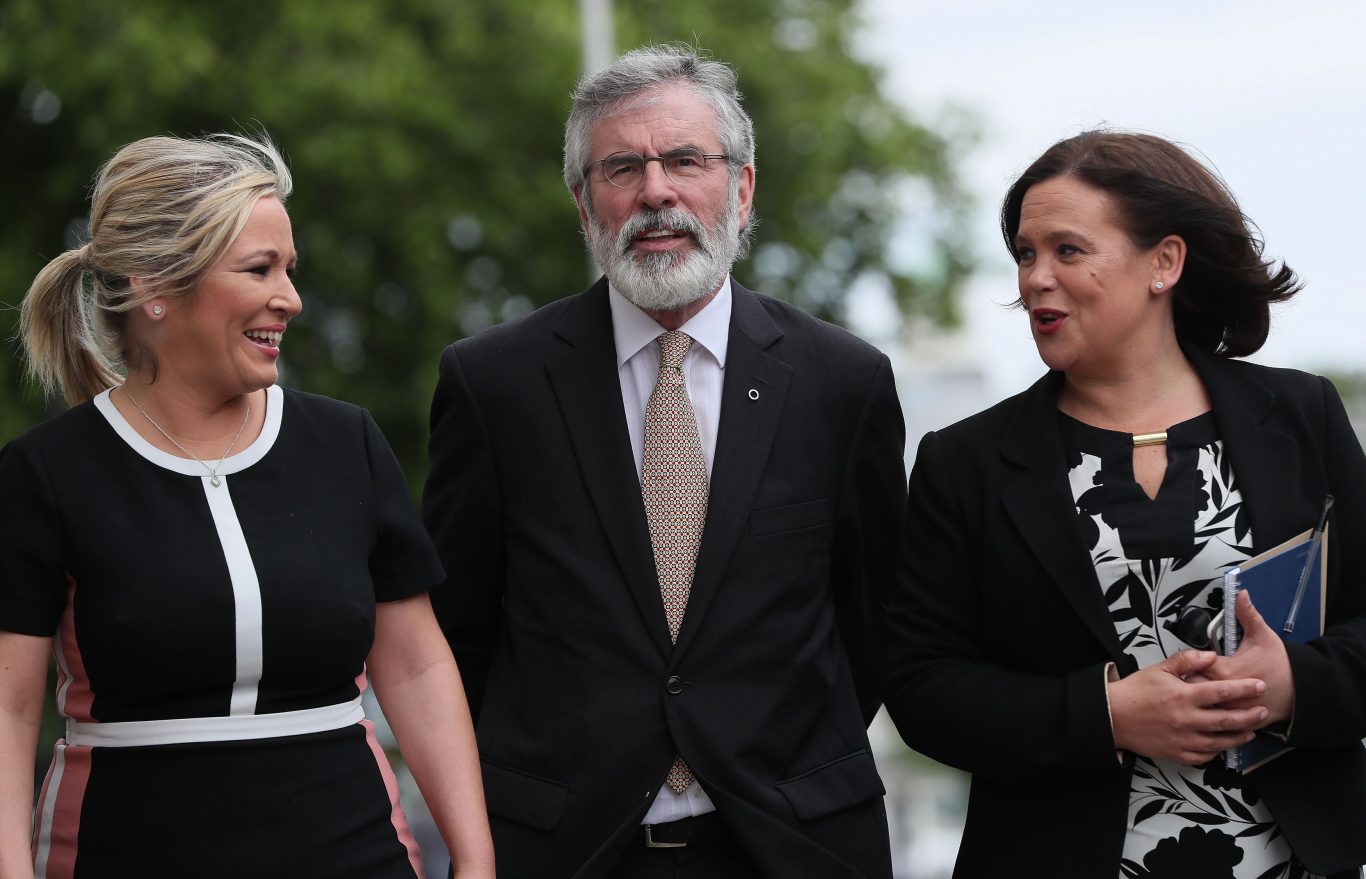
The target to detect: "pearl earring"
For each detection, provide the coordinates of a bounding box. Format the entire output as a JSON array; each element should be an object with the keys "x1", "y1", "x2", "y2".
[
  {"x1": 152, "y1": 306, "x2": 164, "y2": 316},
  {"x1": 1154, "y1": 281, "x2": 1165, "y2": 290}
]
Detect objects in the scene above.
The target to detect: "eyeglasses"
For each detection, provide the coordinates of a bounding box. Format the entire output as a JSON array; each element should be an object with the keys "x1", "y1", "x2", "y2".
[{"x1": 591, "y1": 149, "x2": 731, "y2": 188}]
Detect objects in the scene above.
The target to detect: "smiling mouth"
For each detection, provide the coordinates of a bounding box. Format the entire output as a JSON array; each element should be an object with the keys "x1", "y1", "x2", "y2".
[{"x1": 244, "y1": 329, "x2": 283, "y2": 348}]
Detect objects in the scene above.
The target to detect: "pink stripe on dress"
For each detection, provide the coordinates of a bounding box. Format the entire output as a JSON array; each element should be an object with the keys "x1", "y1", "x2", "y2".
[
  {"x1": 32, "y1": 741, "x2": 92, "y2": 879},
  {"x1": 360, "y1": 718, "x2": 424, "y2": 878},
  {"x1": 54, "y1": 575, "x2": 94, "y2": 721}
]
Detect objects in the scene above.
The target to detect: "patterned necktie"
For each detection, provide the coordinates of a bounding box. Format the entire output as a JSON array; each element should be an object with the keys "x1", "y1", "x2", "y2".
[{"x1": 641, "y1": 330, "x2": 708, "y2": 794}]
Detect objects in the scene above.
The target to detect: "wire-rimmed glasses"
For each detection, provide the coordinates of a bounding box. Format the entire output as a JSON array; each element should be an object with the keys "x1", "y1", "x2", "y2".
[{"x1": 591, "y1": 148, "x2": 731, "y2": 188}]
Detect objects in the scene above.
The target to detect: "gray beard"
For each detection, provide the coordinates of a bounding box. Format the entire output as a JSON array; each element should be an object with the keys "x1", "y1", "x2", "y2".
[{"x1": 587, "y1": 189, "x2": 741, "y2": 312}]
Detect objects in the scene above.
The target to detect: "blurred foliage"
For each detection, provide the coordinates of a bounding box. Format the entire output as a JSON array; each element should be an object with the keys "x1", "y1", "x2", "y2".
[{"x1": 0, "y1": 0, "x2": 973, "y2": 487}]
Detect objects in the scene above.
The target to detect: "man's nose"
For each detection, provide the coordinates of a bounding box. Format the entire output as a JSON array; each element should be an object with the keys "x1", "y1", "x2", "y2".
[{"x1": 636, "y1": 159, "x2": 678, "y2": 210}]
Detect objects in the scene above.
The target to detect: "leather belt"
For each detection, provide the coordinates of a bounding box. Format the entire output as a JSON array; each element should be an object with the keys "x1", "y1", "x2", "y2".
[{"x1": 639, "y1": 813, "x2": 723, "y2": 849}]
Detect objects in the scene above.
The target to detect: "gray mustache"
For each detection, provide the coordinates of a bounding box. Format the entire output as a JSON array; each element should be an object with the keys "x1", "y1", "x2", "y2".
[{"x1": 617, "y1": 209, "x2": 708, "y2": 254}]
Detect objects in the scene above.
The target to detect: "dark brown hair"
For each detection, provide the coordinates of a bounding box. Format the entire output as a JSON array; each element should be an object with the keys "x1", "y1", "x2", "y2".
[{"x1": 1001, "y1": 130, "x2": 1300, "y2": 357}]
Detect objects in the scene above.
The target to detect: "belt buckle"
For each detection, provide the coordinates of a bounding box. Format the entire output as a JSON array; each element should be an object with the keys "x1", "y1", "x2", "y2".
[{"x1": 643, "y1": 824, "x2": 687, "y2": 848}]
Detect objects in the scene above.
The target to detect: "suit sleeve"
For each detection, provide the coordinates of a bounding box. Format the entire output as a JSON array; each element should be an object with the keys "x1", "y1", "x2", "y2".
[
  {"x1": 421, "y1": 345, "x2": 505, "y2": 722},
  {"x1": 1283, "y1": 376, "x2": 1366, "y2": 749},
  {"x1": 833, "y1": 355, "x2": 906, "y2": 725},
  {"x1": 882, "y1": 429, "x2": 1123, "y2": 782}
]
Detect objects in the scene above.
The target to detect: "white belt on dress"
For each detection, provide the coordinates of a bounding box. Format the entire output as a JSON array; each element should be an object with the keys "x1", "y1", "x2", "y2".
[{"x1": 63, "y1": 696, "x2": 366, "y2": 747}]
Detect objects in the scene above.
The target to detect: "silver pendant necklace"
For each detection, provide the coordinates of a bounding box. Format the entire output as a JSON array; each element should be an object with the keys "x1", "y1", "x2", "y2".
[{"x1": 122, "y1": 387, "x2": 251, "y2": 487}]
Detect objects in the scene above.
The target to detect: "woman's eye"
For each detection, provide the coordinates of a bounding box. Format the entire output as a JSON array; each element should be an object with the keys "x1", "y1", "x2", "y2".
[
  {"x1": 248, "y1": 265, "x2": 270, "y2": 276},
  {"x1": 1058, "y1": 244, "x2": 1080, "y2": 257},
  {"x1": 1015, "y1": 247, "x2": 1035, "y2": 263}
]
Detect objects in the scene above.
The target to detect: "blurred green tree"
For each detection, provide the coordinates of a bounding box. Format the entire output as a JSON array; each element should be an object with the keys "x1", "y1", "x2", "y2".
[{"x1": 0, "y1": 0, "x2": 972, "y2": 486}]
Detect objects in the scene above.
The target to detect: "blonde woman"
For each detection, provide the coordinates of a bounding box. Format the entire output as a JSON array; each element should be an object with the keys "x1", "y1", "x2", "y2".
[{"x1": 0, "y1": 134, "x2": 493, "y2": 878}]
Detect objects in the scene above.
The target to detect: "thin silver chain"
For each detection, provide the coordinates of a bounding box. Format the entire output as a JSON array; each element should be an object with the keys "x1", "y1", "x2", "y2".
[{"x1": 122, "y1": 387, "x2": 251, "y2": 487}]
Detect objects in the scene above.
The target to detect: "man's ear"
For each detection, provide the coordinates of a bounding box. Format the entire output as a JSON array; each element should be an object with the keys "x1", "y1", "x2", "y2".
[
  {"x1": 736, "y1": 163, "x2": 755, "y2": 231},
  {"x1": 573, "y1": 186, "x2": 593, "y2": 236}
]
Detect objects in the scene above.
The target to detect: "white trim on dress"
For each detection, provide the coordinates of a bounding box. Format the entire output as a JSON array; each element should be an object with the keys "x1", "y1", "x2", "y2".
[
  {"x1": 64, "y1": 696, "x2": 365, "y2": 747},
  {"x1": 92, "y1": 385, "x2": 283, "y2": 476}
]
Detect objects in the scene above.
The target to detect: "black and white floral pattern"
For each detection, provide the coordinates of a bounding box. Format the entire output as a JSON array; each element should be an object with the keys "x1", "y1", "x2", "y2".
[{"x1": 1062, "y1": 414, "x2": 1320, "y2": 879}]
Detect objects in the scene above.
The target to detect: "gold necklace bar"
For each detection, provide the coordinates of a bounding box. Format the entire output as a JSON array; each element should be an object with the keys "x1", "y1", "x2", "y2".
[{"x1": 1132, "y1": 431, "x2": 1168, "y2": 447}]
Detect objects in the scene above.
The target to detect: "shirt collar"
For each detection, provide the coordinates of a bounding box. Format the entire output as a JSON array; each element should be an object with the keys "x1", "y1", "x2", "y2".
[{"x1": 609, "y1": 277, "x2": 732, "y2": 369}]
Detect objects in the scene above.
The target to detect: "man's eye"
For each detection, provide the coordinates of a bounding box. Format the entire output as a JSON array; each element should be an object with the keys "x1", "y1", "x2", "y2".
[{"x1": 605, "y1": 161, "x2": 639, "y2": 178}]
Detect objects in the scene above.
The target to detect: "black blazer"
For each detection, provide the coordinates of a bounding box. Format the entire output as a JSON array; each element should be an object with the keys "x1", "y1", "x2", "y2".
[
  {"x1": 422, "y1": 279, "x2": 906, "y2": 878},
  {"x1": 883, "y1": 346, "x2": 1366, "y2": 878}
]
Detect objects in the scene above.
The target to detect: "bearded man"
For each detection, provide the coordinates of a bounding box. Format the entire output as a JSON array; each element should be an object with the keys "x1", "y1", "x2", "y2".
[{"x1": 422, "y1": 44, "x2": 905, "y2": 879}]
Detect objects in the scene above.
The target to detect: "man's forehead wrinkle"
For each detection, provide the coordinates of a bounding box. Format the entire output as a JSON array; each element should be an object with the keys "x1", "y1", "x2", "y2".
[
  {"x1": 617, "y1": 89, "x2": 665, "y2": 115},
  {"x1": 590, "y1": 100, "x2": 718, "y2": 160}
]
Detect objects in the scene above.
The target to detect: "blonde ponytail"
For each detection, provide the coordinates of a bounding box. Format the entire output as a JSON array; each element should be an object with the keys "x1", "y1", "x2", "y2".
[
  {"x1": 19, "y1": 244, "x2": 122, "y2": 405},
  {"x1": 16, "y1": 131, "x2": 291, "y2": 407}
]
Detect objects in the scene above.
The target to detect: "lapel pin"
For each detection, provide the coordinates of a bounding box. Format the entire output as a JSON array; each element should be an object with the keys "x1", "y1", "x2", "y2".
[{"x1": 747, "y1": 388, "x2": 760, "y2": 401}]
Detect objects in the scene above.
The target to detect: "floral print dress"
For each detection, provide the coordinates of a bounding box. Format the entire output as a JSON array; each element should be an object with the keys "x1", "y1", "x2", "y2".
[{"x1": 1060, "y1": 412, "x2": 1321, "y2": 879}]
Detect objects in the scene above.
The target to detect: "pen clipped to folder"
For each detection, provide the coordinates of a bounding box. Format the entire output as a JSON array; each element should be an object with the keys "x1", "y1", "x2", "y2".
[{"x1": 1285, "y1": 495, "x2": 1333, "y2": 634}]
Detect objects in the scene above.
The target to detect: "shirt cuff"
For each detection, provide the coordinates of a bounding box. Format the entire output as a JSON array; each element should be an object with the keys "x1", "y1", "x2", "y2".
[{"x1": 1103, "y1": 661, "x2": 1124, "y2": 765}]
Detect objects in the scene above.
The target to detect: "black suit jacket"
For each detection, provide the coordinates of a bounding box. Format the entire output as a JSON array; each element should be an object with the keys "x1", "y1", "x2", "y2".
[
  {"x1": 883, "y1": 346, "x2": 1366, "y2": 878},
  {"x1": 423, "y1": 279, "x2": 905, "y2": 878}
]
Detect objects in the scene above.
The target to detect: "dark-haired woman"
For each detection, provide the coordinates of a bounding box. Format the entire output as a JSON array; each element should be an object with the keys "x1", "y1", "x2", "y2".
[{"x1": 883, "y1": 130, "x2": 1366, "y2": 879}]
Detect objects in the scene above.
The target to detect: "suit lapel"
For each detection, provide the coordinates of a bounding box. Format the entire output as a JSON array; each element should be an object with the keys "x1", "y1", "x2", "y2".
[
  {"x1": 1000, "y1": 373, "x2": 1127, "y2": 662},
  {"x1": 1188, "y1": 347, "x2": 1306, "y2": 550},
  {"x1": 545, "y1": 280, "x2": 672, "y2": 658},
  {"x1": 1003, "y1": 351, "x2": 1313, "y2": 664},
  {"x1": 673, "y1": 283, "x2": 790, "y2": 661}
]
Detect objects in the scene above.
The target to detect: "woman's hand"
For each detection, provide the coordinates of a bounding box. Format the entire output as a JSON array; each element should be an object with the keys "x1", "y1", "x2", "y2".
[
  {"x1": 1199, "y1": 590, "x2": 1296, "y2": 725},
  {"x1": 1108, "y1": 648, "x2": 1267, "y2": 764}
]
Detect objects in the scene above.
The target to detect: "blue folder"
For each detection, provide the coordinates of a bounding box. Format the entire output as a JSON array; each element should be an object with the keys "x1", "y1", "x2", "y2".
[{"x1": 1221, "y1": 526, "x2": 1326, "y2": 772}]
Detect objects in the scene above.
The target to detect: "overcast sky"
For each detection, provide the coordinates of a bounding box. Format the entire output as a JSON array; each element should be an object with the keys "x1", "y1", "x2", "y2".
[{"x1": 855, "y1": 0, "x2": 1366, "y2": 401}]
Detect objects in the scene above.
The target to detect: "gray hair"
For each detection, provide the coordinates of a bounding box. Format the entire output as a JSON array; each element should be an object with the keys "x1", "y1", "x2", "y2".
[
  {"x1": 19, "y1": 132, "x2": 292, "y2": 404},
  {"x1": 562, "y1": 44, "x2": 756, "y2": 195}
]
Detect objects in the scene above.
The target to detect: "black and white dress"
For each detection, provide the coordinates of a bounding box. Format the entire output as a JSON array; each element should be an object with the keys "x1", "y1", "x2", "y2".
[
  {"x1": 1061, "y1": 412, "x2": 1321, "y2": 879},
  {"x1": 0, "y1": 386, "x2": 444, "y2": 878}
]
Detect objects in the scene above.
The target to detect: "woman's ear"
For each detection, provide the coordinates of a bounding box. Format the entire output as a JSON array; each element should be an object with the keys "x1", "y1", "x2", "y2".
[
  {"x1": 1151, "y1": 234, "x2": 1187, "y2": 295},
  {"x1": 130, "y1": 278, "x2": 167, "y2": 319}
]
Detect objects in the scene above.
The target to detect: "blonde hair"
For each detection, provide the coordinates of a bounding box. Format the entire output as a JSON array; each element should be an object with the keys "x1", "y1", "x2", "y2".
[{"x1": 19, "y1": 132, "x2": 293, "y2": 405}]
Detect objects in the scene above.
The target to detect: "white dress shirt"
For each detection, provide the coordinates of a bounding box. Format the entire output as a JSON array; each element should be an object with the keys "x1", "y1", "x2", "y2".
[{"x1": 608, "y1": 278, "x2": 730, "y2": 824}]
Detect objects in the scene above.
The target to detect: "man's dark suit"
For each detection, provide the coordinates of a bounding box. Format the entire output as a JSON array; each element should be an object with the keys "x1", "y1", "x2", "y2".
[
  {"x1": 883, "y1": 344, "x2": 1366, "y2": 878},
  {"x1": 422, "y1": 278, "x2": 905, "y2": 878}
]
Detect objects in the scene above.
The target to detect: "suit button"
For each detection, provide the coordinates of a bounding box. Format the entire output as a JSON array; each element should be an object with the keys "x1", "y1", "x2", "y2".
[{"x1": 665, "y1": 676, "x2": 684, "y2": 695}]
